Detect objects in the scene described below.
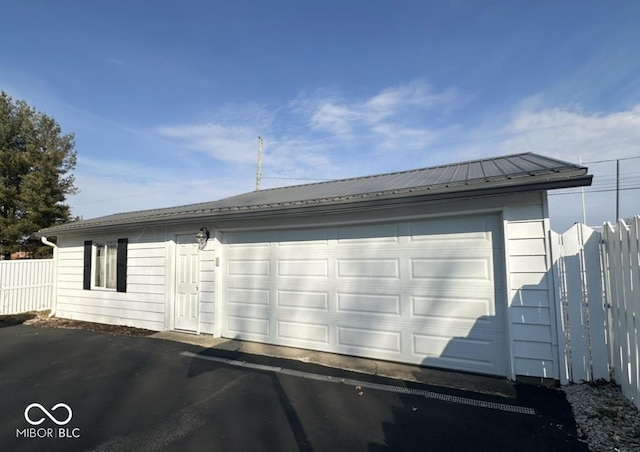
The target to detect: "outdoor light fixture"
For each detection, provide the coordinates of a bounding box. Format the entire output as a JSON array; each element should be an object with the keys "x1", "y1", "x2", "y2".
[{"x1": 196, "y1": 227, "x2": 209, "y2": 250}]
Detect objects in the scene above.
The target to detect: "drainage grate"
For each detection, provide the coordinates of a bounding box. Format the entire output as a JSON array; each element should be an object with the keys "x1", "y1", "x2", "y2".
[{"x1": 182, "y1": 351, "x2": 536, "y2": 415}]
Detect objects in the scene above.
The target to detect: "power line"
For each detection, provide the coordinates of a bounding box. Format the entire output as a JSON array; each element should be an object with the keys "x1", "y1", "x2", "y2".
[
  {"x1": 549, "y1": 186, "x2": 640, "y2": 196},
  {"x1": 582, "y1": 156, "x2": 640, "y2": 164},
  {"x1": 262, "y1": 176, "x2": 331, "y2": 182}
]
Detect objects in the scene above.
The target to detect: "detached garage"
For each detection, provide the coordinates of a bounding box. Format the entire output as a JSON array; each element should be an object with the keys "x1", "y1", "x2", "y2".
[{"x1": 39, "y1": 152, "x2": 592, "y2": 382}]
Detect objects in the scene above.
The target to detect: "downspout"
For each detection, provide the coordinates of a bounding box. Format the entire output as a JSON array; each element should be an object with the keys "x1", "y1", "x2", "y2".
[{"x1": 41, "y1": 236, "x2": 58, "y2": 318}]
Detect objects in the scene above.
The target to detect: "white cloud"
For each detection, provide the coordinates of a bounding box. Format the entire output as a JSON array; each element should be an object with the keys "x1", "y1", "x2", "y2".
[
  {"x1": 307, "y1": 80, "x2": 456, "y2": 140},
  {"x1": 155, "y1": 103, "x2": 273, "y2": 164},
  {"x1": 365, "y1": 80, "x2": 456, "y2": 114},
  {"x1": 70, "y1": 81, "x2": 640, "y2": 229},
  {"x1": 157, "y1": 123, "x2": 259, "y2": 164},
  {"x1": 499, "y1": 104, "x2": 640, "y2": 162},
  {"x1": 492, "y1": 104, "x2": 640, "y2": 230},
  {"x1": 70, "y1": 164, "x2": 253, "y2": 219}
]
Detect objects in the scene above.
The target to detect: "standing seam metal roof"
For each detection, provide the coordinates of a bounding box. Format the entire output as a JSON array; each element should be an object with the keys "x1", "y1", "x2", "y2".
[{"x1": 39, "y1": 152, "x2": 591, "y2": 234}]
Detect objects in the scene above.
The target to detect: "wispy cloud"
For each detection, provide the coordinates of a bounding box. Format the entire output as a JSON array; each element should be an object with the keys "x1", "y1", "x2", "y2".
[
  {"x1": 157, "y1": 123, "x2": 260, "y2": 164},
  {"x1": 77, "y1": 81, "x2": 640, "y2": 228},
  {"x1": 153, "y1": 80, "x2": 456, "y2": 180},
  {"x1": 155, "y1": 103, "x2": 273, "y2": 164},
  {"x1": 305, "y1": 80, "x2": 456, "y2": 141},
  {"x1": 499, "y1": 104, "x2": 640, "y2": 162}
]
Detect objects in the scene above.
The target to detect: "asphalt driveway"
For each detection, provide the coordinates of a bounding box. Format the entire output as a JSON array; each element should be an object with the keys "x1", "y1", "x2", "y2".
[{"x1": 0, "y1": 324, "x2": 587, "y2": 452}]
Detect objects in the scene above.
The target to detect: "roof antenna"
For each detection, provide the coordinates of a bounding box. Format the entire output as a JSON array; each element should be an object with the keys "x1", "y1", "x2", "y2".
[{"x1": 256, "y1": 136, "x2": 263, "y2": 191}]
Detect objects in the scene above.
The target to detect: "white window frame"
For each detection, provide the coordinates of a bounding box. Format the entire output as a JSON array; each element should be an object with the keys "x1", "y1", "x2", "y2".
[{"x1": 93, "y1": 241, "x2": 117, "y2": 290}]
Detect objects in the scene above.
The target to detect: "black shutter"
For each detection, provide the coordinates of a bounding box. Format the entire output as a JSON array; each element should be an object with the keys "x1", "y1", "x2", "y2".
[
  {"x1": 83, "y1": 241, "x2": 92, "y2": 290},
  {"x1": 116, "y1": 238, "x2": 128, "y2": 293}
]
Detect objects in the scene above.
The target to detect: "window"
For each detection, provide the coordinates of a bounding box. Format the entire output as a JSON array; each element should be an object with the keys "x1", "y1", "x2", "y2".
[
  {"x1": 95, "y1": 242, "x2": 117, "y2": 289},
  {"x1": 83, "y1": 238, "x2": 128, "y2": 292}
]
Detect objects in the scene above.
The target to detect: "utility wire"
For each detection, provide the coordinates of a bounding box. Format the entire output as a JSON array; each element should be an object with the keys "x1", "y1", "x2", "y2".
[
  {"x1": 549, "y1": 186, "x2": 640, "y2": 196},
  {"x1": 582, "y1": 156, "x2": 640, "y2": 164}
]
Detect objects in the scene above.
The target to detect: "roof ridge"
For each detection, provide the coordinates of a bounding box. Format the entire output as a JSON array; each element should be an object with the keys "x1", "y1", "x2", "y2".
[{"x1": 251, "y1": 152, "x2": 536, "y2": 194}]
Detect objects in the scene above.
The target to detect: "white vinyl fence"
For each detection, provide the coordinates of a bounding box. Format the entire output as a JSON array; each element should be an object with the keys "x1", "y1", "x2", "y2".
[
  {"x1": 552, "y1": 216, "x2": 640, "y2": 409},
  {"x1": 0, "y1": 259, "x2": 53, "y2": 315},
  {"x1": 602, "y1": 218, "x2": 640, "y2": 409},
  {"x1": 551, "y1": 224, "x2": 609, "y2": 385}
]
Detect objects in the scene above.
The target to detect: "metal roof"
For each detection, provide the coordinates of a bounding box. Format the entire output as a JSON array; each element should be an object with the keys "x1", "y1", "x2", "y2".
[{"x1": 40, "y1": 152, "x2": 592, "y2": 235}]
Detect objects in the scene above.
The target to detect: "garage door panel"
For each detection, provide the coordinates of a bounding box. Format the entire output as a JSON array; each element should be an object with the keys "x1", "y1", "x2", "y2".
[
  {"x1": 337, "y1": 292, "x2": 401, "y2": 315},
  {"x1": 223, "y1": 214, "x2": 507, "y2": 376},
  {"x1": 277, "y1": 320, "x2": 329, "y2": 344},
  {"x1": 414, "y1": 334, "x2": 504, "y2": 373},
  {"x1": 337, "y1": 223, "x2": 400, "y2": 242},
  {"x1": 227, "y1": 315, "x2": 270, "y2": 337},
  {"x1": 338, "y1": 327, "x2": 402, "y2": 353},
  {"x1": 412, "y1": 296, "x2": 494, "y2": 320},
  {"x1": 337, "y1": 259, "x2": 400, "y2": 279},
  {"x1": 228, "y1": 259, "x2": 271, "y2": 276},
  {"x1": 275, "y1": 228, "x2": 329, "y2": 244},
  {"x1": 228, "y1": 287, "x2": 270, "y2": 306},
  {"x1": 411, "y1": 258, "x2": 491, "y2": 280},
  {"x1": 409, "y1": 216, "x2": 495, "y2": 241},
  {"x1": 278, "y1": 259, "x2": 328, "y2": 277},
  {"x1": 277, "y1": 290, "x2": 329, "y2": 310}
]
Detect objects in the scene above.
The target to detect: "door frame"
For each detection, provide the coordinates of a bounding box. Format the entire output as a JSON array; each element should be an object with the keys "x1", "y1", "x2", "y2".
[{"x1": 172, "y1": 233, "x2": 200, "y2": 333}]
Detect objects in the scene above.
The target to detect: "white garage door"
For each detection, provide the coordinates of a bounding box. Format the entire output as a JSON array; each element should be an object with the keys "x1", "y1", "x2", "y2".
[{"x1": 221, "y1": 214, "x2": 507, "y2": 376}]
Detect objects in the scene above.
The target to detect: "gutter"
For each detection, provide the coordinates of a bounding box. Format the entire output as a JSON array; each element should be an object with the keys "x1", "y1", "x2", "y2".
[
  {"x1": 40, "y1": 237, "x2": 58, "y2": 318},
  {"x1": 39, "y1": 173, "x2": 594, "y2": 236}
]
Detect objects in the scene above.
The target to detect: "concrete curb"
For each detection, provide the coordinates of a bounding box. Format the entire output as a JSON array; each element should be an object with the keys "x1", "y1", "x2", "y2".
[{"x1": 149, "y1": 331, "x2": 516, "y2": 397}]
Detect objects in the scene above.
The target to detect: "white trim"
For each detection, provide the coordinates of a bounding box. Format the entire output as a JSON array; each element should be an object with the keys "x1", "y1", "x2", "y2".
[
  {"x1": 500, "y1": 208, "x2": 516, "y2": 381},
  {"x1": 164, "y1": 234, "x2": 175, "y2": 331},
  {"x1": 213, "y1": 232, "x2": 223, "y2": 338},
  {"x1": 543, "y1": 191, "x2": 564, "y2": 382},
  {"x1": 214, "y1": 206, "x2": 506, "y2": 233}
]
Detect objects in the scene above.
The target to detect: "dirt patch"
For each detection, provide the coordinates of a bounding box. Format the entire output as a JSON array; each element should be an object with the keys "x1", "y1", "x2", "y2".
[
  {"x1": 2, "y1": 311, "x2": 156, "y2": 337},
  {"x1": 0, "y1": 312, "x2": 38, "y2": 327}
]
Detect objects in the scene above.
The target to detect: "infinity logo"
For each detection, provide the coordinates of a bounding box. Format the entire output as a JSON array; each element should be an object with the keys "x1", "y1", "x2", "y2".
[{"x1": 24, "y1": 403, "x2": 73, "y2": 426}]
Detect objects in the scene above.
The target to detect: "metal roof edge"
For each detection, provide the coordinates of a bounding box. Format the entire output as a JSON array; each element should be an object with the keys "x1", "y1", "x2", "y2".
[{"x1": 39, "y1": 171, "x2": 591, "y2": 236}]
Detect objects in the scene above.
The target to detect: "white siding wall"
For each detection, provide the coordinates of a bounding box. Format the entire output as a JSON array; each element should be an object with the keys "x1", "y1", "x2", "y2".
[
  {"x1": 504, "y1": 195, "x2": 557, "y2": 380},
  {"x1": 57, "y1": 232, "x2": 168, "y2": 331},
  {"x1": 51, "y1": 191, "x2": 558, "y2": 380},
  {"x1": 198, "y1": 241, "x2": 216, "y2": 334}
]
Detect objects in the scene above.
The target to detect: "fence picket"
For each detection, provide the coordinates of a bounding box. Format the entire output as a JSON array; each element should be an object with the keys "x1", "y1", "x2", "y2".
[
  {"x1": 0, "y1": 260, "x2": 53, "y2": 315},
  {"x1": 582, "y1": 224, "x2": 609, "y2": 381},
  {"x1": 618, "y1": 220, "x2": 636, "y2": 403},
  {"x1": 608, "y1": 222, "x2": 625, "y2": 386},
  {"x1": 628, "y1": 218, "x2": 640, "y2": 406},
  {"x1": 562, "y1": 224, "x2": 590, "y2": 382}
]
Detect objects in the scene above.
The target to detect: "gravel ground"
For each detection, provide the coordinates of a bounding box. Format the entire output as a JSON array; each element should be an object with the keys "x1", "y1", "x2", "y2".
[
  {"x1": 564, "y1": 382, "x2": 640, "y2": 451},
  {"x1": 1, "y1": 310, "x2": 155, "y2": 337}
]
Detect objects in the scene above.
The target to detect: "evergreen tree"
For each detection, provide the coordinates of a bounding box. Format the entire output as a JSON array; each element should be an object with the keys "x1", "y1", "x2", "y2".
[{"x1": 0, "y1": 91, "x2": 77, "y2": 259}]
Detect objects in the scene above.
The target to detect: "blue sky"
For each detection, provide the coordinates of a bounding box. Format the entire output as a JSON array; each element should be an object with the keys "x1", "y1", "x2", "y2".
[{"x1": 2, "y1": 0, "x2": 640, "y2": 231}]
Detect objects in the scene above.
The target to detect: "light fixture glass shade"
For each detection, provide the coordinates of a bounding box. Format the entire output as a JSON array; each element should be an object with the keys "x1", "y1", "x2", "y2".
[{"x1": 196, "y1": 227, "x2": 209, "y2": 250}]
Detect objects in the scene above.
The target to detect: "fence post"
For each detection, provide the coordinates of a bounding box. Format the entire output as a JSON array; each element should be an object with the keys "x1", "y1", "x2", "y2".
[
  {"x1": 629, "y1": 218, "x2": 640, "y2": 406},
  {"x1": 550, "y1": 230, "x2": 570, "y2": 385}
]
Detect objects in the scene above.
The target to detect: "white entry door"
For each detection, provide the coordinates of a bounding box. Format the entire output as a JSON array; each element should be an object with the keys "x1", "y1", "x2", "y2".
[{"x1": 175, "y1": 235, "x2": 199, "y2": 332}]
